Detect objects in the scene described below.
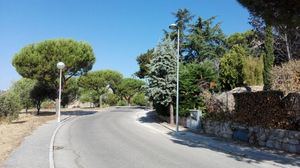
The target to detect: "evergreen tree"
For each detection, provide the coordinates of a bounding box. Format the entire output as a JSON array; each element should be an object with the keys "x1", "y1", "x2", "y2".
[
  {"x1": 13, "y1": 39, "x2": 95, "y2": 89},
  {"x1": 263, "y1": 25, "x2": 275, "y2": 90},
  {"x1": 186, "y1": 16, "x2": 226, "y2": 62},
  {"x1": 179, "y1": 61, "x2": 218, "y2": 116},
  {"x1": 11, "y1": 78, "x2": 36, "y2": 113},
  {"x1": 147, "y1": 37, "x2": 177, "y2": 124},
  {"x1": 135, "y1": 49, "x2": 154, "y2": 79},
  {"x1": 167, "y1": 8, "x2": 193, "y2": 56},
  {"x1": 237, "y1": 0, "x2": 278, "y2": 90},
  {"x1": 116, "y1": 78, "x2": 145, "y2": 106},
  {"x1": 249, "y1": 14, "x2": 300, "y2": 64},
  {"x1": 238, "y1": 0, "x2": 300, "y2": 27}
]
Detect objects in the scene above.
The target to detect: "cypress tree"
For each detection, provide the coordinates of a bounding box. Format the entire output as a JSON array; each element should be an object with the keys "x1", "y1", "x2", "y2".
[{"x1": 263, "y1": 25, "x2": 275, "y2": 90}]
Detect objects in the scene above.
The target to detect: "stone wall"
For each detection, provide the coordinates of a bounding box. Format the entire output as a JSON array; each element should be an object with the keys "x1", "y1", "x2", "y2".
[{"x1": 203, "y1": 120, "x2": 300, "y2": 154}]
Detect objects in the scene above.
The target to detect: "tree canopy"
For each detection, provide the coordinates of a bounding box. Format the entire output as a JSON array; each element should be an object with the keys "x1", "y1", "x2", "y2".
[
  {"x1": 186, "y1": 16, "x2": 226, "y2": 62},
  {"x1": 13, "y1": 39, "x2": 96, "y2": 87},
  {"x1": 62, "y1": 78, "x2": 80, "y2": 107},
  {"x1": 117, "y1": 78, "x2": 145, "y2": 105},
  {"x1": 135, "y1": 49, "x2": 154, "y2": 79},
  {"x1": 11, "y1": 78, "x2": 36, "y2": 113},
  {"x1": 238, "y1": 0, "x2": 300, "y2": 26},
  {"x1": 179, "y1": 61, "x2": 218, "y2": 116},
  {"x1": 30, "y1": 82, "x2": 57, "y2": 114},
  {"x1": 147, "y1": 37, "x2": 177, "y2": 124},
  {"x1": 78, "y1": 70, "x2": 123, "y2": 95}
]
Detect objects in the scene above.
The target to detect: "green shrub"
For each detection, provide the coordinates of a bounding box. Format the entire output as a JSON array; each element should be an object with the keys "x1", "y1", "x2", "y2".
[
  {"x1": 220, "y1": 45, "x2": 245, "y2": 90},
  {"x1": 132, "y1": 93, "x2": 147, "y2": 106},
  {"x1": 179, "y1": 61, "x2": 218, "y2": 117},
  {"x1": 117, "y1": 100, "x2": 127, "y2": 106},
  {"x1": 243, "y1": 56, "x2": 263, "y2": 85},
  {"x1": 104, "y1": 93, "x2": 119, "y2": 106},
  {"x1": 41, "y1": 100, "x2": 56, "y2": 109},
  {"x1": 220, "y1": 45, "x2": 264, "y2": 90},
  {"x1": 271, "y1": 60, "x2": 300, "y2": 94},
  {"x1": 0, "y1": 92, "x2": 22, "y2": 121}
]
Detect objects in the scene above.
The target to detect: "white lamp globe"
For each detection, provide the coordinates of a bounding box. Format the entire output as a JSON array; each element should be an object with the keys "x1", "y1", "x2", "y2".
[{"x1": 57, "y1": 62, "x2": 65, "y2": 70}]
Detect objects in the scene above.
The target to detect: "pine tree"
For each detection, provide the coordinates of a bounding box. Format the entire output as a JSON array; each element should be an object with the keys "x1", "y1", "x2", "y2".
[
  {"x1": 147, "y1": 37, "x2": 177, "y2": 124},
  {"x1": 186, "y1": 16, "x2": 226, "y2": 62}
]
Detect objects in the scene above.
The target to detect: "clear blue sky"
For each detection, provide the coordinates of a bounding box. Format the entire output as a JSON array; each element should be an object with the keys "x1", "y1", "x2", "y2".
[{"x1": 0, "y1": 0, "x2": 251, "y2": 90}]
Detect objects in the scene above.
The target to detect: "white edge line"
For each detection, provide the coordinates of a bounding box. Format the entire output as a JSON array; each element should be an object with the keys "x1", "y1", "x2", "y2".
[{"x1": 49, "y1": 116, "x2": 73, "y2": 168}]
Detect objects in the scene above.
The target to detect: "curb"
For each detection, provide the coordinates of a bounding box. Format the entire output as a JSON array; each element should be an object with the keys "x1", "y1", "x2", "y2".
[
  {"x1": 49, "y1": 116, "x2": 73, "y2": 168},
  {"x1": 48, "y1": 108, "x2": 107, "y2": 168}
]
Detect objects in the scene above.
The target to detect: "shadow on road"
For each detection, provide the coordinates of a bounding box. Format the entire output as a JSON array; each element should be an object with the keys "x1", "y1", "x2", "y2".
[
  {"x1": 30, "y1": 110, "x2": 97, "y2": 116},
  {"x1": 110, "y1": 106, "x2": 150, "y2": 113},
  {"x1": 62, "y1": 110, "x2": 97, "y2": 116},
  {"x1": 138, "y1": 111, "x2": 160, "y2": 123}
]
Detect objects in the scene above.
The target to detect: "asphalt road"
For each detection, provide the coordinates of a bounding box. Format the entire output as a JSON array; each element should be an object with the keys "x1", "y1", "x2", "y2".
[{"x1": 53, "y1": 107, "x2": 296, "y2": 168}]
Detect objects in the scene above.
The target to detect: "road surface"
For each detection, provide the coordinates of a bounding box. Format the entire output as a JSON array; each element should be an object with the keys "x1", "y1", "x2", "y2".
[{"x1": 54, "y1": 107, "x2": 298, "y2": 168}]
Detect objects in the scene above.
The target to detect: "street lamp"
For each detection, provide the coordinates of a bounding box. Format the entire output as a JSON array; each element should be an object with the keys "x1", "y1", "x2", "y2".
[
  {"x1": 100, "y1": 85, "x2": 111, "y2": 108},
  {"x1": 57, "y1": 62, "x2": 65, "y2": 122},
  {"x1": 169, "y1": 23, "x2": 180, "y2": 132}
]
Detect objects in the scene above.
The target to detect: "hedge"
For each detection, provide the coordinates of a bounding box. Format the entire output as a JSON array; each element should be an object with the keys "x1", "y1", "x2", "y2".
[{"x1": 233, "y1": 91, "x2": 299, "y2": 130}]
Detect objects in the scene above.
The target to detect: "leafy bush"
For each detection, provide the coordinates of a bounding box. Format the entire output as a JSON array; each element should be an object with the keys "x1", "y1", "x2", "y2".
[
  {"x1": 179, "y1": 61, "x2": 218, "y2": 117},
  {"x1": 243, "y1": 56, "x2": 263, "y2": 85},
  {"x1": 220, "y1": 45, "x2": 264, "y2": 90},
  {"x1": 41, "y1": 100, "x2": 56, "y2": 109},
  {"x1": 104, "y1": 93, "x2": 119, "y2": 106},
  {"x1": 219, "y1": 45, "x2": 245, "y2": 90},
  {"x1": 0, "y1": 92, "x2": 22, "y2": 121},
  {"x1": 271, "y1": 60, "x2": 300, "y2": 94},
  {"x1": 11, "y1": 78, "x2": 36, "y2": 112},
  {"x1": 132, "y1": 93, "x2": 147, "y2": 106},
  {"x1": 117, "y1": 100, "x2": 127, "y2": 106}
]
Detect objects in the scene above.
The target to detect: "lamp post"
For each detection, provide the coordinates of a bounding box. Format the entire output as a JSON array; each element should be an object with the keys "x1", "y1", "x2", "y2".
[
  {"x1": 100, "y1": 84, "x2": 110, "y2": 108},
  {"x1": 57, "y1": 62, "x2": 65, "y2": 122},
  {"x1": 169, "y1": 23, "x2": 180, "y2": 132}
]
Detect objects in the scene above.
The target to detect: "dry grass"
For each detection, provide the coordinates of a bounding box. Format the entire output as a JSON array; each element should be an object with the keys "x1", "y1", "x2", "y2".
[{"x1": 0, "y1": 111, "x2": 56, "y2": 165}]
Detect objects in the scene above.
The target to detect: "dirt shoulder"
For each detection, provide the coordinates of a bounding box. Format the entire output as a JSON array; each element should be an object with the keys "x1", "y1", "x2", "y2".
[{"x1": 0, "y1": 111, "x2": 56, "y2": 165}]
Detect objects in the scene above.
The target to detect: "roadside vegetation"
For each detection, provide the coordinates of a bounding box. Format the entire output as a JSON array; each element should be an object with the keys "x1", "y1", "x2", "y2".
[
  {"x1": 0, "y1": 0, "x2": 298, "y2": 140},
  {"x1": 1, "y1": 39, "x2": 146, "y2": 123},
  {"x1": 136, "y1": 1, "x2": 299, "y2": 126}
]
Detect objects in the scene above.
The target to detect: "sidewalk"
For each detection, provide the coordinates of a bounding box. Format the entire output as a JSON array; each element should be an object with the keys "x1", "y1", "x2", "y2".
[
  {"x1": 3, "y1": 115, "x2": 71, "y2": 168},
  {"x1": 137, "y1": 110, "x2": 300, "y2": 168}
]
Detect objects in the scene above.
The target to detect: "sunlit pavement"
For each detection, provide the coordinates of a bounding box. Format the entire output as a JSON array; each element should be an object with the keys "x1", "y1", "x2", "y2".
[{"x1": 54, "y1": 107, "x2": 299, "y2": 168}]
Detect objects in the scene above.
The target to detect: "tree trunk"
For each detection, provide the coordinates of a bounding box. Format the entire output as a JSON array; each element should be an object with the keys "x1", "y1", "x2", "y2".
[
  {"x1": 284, "y1": 32, "x2": 291, "y2": 61},
  {"x1": 169, "y1": 103, "x2": 174, "y2": 125},
  {"x1": 125, "y1": 97, "x2": 131, "y2": 106},
  {"x1": 36, "y1": 101, "x2": 41, "y2": 115}
]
